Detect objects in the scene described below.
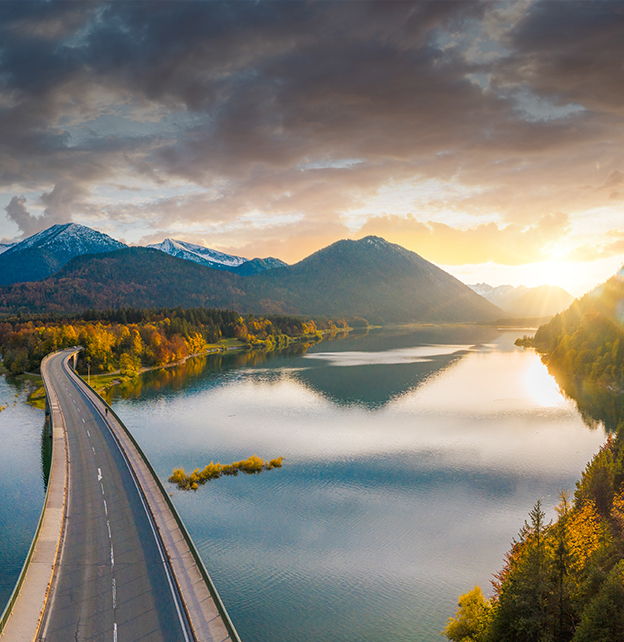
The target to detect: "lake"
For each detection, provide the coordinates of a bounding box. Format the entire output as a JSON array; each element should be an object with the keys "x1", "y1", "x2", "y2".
[
  {"x1": 0, "y1": 375, "x2": 49, "y2": 609},
  {"x1": 0, "y1": 326, "x2": 607, "y2": 640}
]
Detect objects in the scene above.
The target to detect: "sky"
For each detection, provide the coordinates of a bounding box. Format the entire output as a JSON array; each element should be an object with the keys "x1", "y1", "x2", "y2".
[{"x1": 0, "y1": 1, "x2": 623, "y2": 297}]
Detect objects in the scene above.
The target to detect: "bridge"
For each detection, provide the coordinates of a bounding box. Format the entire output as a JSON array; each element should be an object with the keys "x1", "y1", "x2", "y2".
[{"x1": 0, "y1": 348, "x2": 240, "y2": 642}]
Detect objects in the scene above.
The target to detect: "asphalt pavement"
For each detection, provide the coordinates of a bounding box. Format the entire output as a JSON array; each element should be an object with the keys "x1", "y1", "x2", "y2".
[{"x1": 40, "y1": 351, "x2": 192, "y2": 642}]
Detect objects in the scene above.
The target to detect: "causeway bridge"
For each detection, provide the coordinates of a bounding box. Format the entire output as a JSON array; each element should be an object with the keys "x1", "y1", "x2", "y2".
[{"x1": 0, "y1": 348, "x2": 240, "y2": 642}]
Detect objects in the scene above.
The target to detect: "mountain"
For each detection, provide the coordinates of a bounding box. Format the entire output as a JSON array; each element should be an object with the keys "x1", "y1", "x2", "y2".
[
  {"x1": 0, "y1": 243, "x2": 15, "y2": 255},
  {"x1": 467, "y1": 282, "x2": 573, "y2": 316},
  {"x1": 0, "y1": 223, "x2": 126, "y2": 286},
  {"x1": 467, "y1": 283, "x2": 530, "y2": 309},
  {"x1": 0, "y1": 236, "x2": 502, "y2": 323},
  {"x1": 529, "y1": 268, "x2": 624, "y2": 428},
  {"x1": 146, "y1": 238, "x2": 247, "y2": 270},
  {"x1": 233, "y1": 257, "x2": 288, "y2": 275},
  {"x1": 0, "y1": 247, "x2": 246, "y2": 313},
  {"x1": 252, "y1": 236, "x2": 502, "y2": 323},
  {"x1": 504, "y1": 285, "x2": 574, "y2": 317},
  {"x1": 147, "y1": 238, "x2": 287, "y2": 273}
]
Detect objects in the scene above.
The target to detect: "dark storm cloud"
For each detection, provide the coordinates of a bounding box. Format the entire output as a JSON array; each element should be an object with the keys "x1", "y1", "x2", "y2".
[
  {"x1": 0, "y1": 1, "x2": 621, "y2": 258},
  {"x1": 499, "y1": 1, "x2": 624, "y2": 115}
]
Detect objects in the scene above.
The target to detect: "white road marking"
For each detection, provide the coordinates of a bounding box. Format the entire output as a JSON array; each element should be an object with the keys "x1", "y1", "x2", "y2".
[
  {"x1": 107, "y1": 520, "x2": 111, "y2": 539},
  {"x1": 103, "y1": 500, "x2": 108, "y2": 516},
  {"x1": 112, "y1": 578, "x2": 117, "y2": 609},
  {"x1": 92, "y1": 446, "x2": 96, "y2": 454},
  {"x1": 101, "y1": 482, "x2": 105, "y2": 495},
  {"x1": 82, "y1": 418, "x2": 85, "y2": 424},
  {"x1": 110, "y1": 545, "x2": 114, "y2": 567},
  {"x1": 113, "y1": 622, "x2": 117, "y2": 642},
  {"x1": 87, "y1": 430, "x2": 90, "y2": 437},
  {"x1": 98, "y1": 468, "x2": 102, "y2": 481}
]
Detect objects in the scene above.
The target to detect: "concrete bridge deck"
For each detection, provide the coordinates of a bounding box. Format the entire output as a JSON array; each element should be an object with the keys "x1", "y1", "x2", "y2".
[{"x1": 0, "y1": 348, "x2": 239, "y2": 642}]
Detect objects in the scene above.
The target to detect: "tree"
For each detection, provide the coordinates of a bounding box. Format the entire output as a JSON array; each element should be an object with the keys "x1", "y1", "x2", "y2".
[
  {"x1": 573, "y1": 560, "x2": 624, "y2": 642},
  {"x1": 487, "y1": 501, "x2": 551, "y2": 642},
  {"x1": 443, "y1": 586, "x2": 492, "y2": 642}
]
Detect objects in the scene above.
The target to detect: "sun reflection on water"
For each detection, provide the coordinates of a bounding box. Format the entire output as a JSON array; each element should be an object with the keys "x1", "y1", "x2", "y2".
[{"x1": 522, "y1": 358, "x2": 566, "y2": 408}]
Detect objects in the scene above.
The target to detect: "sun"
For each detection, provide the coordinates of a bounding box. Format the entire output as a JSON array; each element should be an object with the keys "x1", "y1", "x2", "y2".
[
  {"x1": 521, "y1": 260, "x2": 572, "y2": 291},
  {"x1": 536, "y1": 261, "x2": 570, "y2": 288}
]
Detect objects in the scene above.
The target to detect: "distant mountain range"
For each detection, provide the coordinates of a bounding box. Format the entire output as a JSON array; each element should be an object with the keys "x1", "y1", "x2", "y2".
[
  {"x1": 0, "y1": 234, "x2": 502, "y2": 323},
  {"x1": 146, "y1": 238, "x2": 247, "y2": 269},
  {"x1": 0, "y1": 224, "x2": 286, "y2": 286},
  {"x1": 467, "y1": 282, "x2": 574, "y2": 316},
  {"x1": 147, "y1": 238, "x2": 287, "y2": 275},
  {"x1": 0, "y1": 223, "x2": 577, "y2": 322}
]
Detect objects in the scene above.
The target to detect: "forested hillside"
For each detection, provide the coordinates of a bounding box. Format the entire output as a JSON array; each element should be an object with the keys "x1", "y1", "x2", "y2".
[
  {"x1": 526, "y1": 272, "x2": 624, "y2": 429},
  {"x1": 0, "y1": 237, "x2": 502, "y2": 324},
  {"x1": 0, "y1": 308, "x2": 346, "y2": 376},
  {"x1": 445, "y1": 271, "x2": 624, "y2": 641},
  {"x1": 445, "y1": 434, "x2": 624, "y2": 642}
]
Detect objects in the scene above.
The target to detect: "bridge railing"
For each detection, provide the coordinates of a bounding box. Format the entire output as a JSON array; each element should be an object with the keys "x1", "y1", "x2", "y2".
[{"x1": 67, "y1": 367, "x2": 242, "y2": 642}]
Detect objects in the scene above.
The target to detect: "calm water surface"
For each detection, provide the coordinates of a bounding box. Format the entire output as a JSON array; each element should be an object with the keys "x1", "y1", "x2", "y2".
[
  {"x1": 0, "y1": 376, "x2": 47, "y2": 610},
  {"x1": 105, "y1": 327, "x2": 606, "y2": 642}
]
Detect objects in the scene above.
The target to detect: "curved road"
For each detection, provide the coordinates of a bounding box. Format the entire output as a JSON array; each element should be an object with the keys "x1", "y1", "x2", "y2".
[{"x1": 41, "y1": 350, "x2": 192, "y2": 642}]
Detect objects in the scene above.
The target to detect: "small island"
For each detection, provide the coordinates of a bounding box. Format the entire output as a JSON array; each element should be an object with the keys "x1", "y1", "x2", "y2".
[{"x1": 169, "y1": 455, "x2": 284, "y2": 491}]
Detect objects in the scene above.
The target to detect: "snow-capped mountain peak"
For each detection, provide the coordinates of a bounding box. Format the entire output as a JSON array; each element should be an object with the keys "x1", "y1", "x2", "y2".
[
  {"x1": 4, "y1": 222, "x2": 126, "y2": 258},
  {"x1": 147, "y1": 238, "x2": 248, "y2": 269},
  {"x1": 0, "y1": 223, "x2": 128, "y2": 286}
]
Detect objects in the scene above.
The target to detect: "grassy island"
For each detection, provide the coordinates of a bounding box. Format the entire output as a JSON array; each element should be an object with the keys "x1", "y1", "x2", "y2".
[{"x1": 169, "y1": 455, "x2": 284, "y2": 491}]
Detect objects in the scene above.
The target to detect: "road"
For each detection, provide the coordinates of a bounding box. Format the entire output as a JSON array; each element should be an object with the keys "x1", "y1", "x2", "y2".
[{"x1": 40, "y1": 350, "x2": 193, "y2": 642}]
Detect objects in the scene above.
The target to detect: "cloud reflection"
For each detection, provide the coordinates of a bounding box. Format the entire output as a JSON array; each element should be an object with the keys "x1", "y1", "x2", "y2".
[{"x1": 303, "y1": 345, "x2": 474, "y2": 367}]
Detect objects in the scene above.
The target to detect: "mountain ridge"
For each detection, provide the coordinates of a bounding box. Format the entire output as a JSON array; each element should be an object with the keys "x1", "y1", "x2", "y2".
[
  {"x1": 0, "y1": 236, "x2": 502, "y2": 323},
  {"x1": 468, "y1": 281, "x2": 573, "y2": 316},
  {"x1": 0, "y1": 225, "x2": 288, "y2": 285},
  {"x1": 0, "y1": 223, "x2": 126, "y2": 286},
  {"x1": 146, "y1": 238, "x2": 247, "y2": 270}
]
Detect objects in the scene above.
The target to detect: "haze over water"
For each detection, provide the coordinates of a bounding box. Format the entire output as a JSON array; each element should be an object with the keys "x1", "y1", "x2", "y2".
[{"x1": 104, "y1": 326, "x2": 605, "y2": 642}]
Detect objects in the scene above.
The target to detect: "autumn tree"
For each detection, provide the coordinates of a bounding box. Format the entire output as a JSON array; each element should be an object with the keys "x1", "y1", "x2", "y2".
[{"x1": 443, "y1": 586, "x2": 492, "y2": 642}]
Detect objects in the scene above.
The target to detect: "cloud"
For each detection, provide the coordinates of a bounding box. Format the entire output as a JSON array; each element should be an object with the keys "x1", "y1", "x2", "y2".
[
  {"x1": 500, "y1": 1, "x2": 624, "y2": 116},
  {"x1": 0, "y1": 1, "x2": 621, "y2": 268},
  {"x1": 4, "y1": 178, "x2": 90, "y2": 238},
  {"x1": 4, "y1": 195, "x2": 40, "y2": 237},
  {"x1": 358, "y1": 211, "x2": 571, "y2": 265},
  {"x1": 600, "y1": 170, "x2": 624, "y2": 190},
  {"x1": 565, "y1": 229, "x2": 624, "y2": 263}
]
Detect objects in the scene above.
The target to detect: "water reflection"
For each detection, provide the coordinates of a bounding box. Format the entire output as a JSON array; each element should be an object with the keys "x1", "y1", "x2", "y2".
[
  {"x1": 0, "y1": 376, "x2": 46, "y2": 611},
  {"x1": 109, "y1": 327, "x2": 607, "y2": 642},
  {"x1": 110, "y1": 326, "x2": 504, "y2": 409},
  {"x1": 107, "y1": 341, "x2": 319, "y2": 402}
]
